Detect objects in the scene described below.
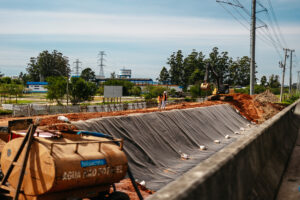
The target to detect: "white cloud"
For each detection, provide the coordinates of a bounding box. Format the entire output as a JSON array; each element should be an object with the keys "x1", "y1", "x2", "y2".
[
  {"x1": 0, "y1": 9, "x2": 249, "y2": 39},
  {"x1": 0, "y1": 9, "x2": 299, "y2": 80}
]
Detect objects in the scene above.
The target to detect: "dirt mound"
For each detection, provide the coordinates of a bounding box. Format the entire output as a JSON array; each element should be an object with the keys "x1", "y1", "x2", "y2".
[
  {"x1": 254, "y1": 89, "x2": 279, "y2": 103},
  {"x1": 38, "y1": 101, "x2": 225, "y2": 127},
  {"x1": 227, "y1": 93, "x2": 284, "y2": 123},
  {"x1": 227, "y1": 93, "x2": 262, "y2": 123},
  {"x1": 0, "y1": 93, "x2": 284, "y2": 127}
]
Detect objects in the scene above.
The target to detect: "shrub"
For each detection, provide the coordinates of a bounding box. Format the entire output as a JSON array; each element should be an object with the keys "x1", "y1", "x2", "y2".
[{"x1": 0, "y1": 110, "x2": 13, "y2": 115}]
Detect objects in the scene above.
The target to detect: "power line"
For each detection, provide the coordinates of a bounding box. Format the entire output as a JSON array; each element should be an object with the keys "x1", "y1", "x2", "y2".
[
  {"x1": 263, "y1": 9, "x2": 284, "y2": 49},
  {"x1": 260, "y1": 26, "x2": 283, "y2": 59},
  {"x1": 265, "y1": 0, "x2": 288, "y2": 47},
  {"x1": 218, "y1": 0, "x2": 284, "y2": 59},
  {"x1": 218, "y1": 2, "x2": 249, "y2": 30}
]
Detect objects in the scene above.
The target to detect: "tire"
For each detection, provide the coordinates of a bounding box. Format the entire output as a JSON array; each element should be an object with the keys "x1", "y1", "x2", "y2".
[{"x1": 109, "y1": 191, "x2": 130, "y2": 200}]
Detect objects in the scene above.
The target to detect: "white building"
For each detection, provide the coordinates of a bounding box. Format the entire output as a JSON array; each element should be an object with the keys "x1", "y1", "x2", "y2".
[
  {"x1": 26, "y1": 82, "x2": 48, "y2": 93},
  {"x1": 118, "y1": 68, "x2": 131, "y2": 78}
]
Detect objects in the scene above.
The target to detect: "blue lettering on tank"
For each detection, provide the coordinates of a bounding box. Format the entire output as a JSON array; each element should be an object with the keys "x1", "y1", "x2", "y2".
[{"x1": 80, "y1": 159, "x2": 107, "y2": 168}]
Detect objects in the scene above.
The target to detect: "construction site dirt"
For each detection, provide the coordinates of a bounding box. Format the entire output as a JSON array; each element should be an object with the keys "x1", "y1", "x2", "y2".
[
  {"x1": 0, "y1": 93, "x2": 286, "y2": 200},
  {"x1": 0, "y1": 93, "x2": 285, "y2": 127}
]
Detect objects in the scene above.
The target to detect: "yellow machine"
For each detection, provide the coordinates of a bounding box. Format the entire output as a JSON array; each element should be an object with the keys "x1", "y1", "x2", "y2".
[{"x1": 201, "y1": 63, "x2": 233, "y2": 101}]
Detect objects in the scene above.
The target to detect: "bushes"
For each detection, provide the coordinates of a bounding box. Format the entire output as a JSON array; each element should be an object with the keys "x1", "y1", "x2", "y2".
[
  {"x1": 283, "y1": 93, "x2": 300, "y2": 105},
  {"x1": 269, "y1": 87, "x2": 280, "y2": 95},
  {"x1": 190, "y1": 84, "x2": 212, "y2": 98},
  {"x1": 0, "y1": 110, "x2": 13, "y2": 115},
  {"x1": 0, "y1": 83, "x2": 24, "y2": 103},
  {"x1": 234, "y1": 85, "x2": 266, "y2": 94},
  {"x1": 143, "y1": 86, "x2": 167, "y2": 99},
  {"x1": 46, "y1": 76, "x2": 67, "y2": 105},
  {"x1": 69, "y1": 77, "x2": 97, "y2": 105}
]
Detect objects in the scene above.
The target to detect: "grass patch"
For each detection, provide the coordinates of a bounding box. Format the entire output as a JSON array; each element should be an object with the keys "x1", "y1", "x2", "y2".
[
  {"x1": 3, "y1": 100, "x2": 34, "y2": 104},
  {"x1": 0, "y1": 110, "x2": 13, "y2": 115},
  {"x1": 281, "y1": 93, "x2": 300, "y2": 105}
]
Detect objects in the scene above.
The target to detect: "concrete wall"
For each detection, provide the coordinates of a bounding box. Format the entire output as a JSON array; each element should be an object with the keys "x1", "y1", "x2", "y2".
[{"x1": 147, "y1": 100, "x2": 300, "y2": 200}]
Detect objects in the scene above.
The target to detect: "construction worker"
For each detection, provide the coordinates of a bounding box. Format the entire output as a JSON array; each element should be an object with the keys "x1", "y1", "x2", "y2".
[
  {"x1": 157, "y1": 94, "x2": 162, "y2": 109},
  {"x1": 162, "y1": 91, "x2": 167, "y2": 109}
]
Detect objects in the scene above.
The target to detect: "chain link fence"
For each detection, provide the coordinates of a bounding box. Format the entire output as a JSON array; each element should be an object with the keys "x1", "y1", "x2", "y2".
[{"x1": 1, "y1": 101, "x2": 158, "y2": 117}]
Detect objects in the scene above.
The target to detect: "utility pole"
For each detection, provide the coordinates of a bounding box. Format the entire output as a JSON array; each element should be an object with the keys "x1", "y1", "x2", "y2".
[
  {"x1": 98, "y1": 51, "x2": 106, "y2": 78},
  {"x1": 250, "y1": 0, "x2": 256, "y2": 95},
  {"x1": 280, "y1": 49, "x2": 289, "y2": 102},
  {"x1": 217, "y1": 0, "x2": 269, "y2": 95},
  {"x1": 297, "y1": 71, "x2": 300, "y2": 92},
  {"x1": 73, "y1": 59, "x2": 82, "y2": 77},
  {"x1": 289, "y1": 49, "x2": 295, "y2": 93},
  {"x1": 279, "y1": 61, "x2": 285, "y2": 102}
]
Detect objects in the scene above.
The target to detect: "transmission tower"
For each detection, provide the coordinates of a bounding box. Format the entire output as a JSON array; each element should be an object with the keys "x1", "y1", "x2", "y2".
[
  {"x1": 73, "y1": 59, "x2": 82, "y2": 77},
  {"x1": 98, "y1": 51, "x2": 106, "y2": 78}
]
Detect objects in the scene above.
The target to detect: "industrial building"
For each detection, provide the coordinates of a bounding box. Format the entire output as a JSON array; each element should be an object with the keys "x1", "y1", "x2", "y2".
[{"x1": 26, "y1": 82, "x2": 48, "y2": 93}]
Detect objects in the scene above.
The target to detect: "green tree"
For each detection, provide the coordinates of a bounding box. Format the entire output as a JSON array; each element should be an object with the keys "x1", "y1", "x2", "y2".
[
  {"x1": 189, "y1": 69, "x2": 203, "y2": 85},
  {"x1": 45, "y1": 76, "x2": 67, "y2": 105},
  {"x1": 18, "y1": 72, "x2": 31, "y2": 85},
  {"x1": 27, "y1": 50, "x2": 70, "y2": 81},
  {"x1": 269, "y1": 74, "x2": 280, "y2": 88},
  {"x1": 158, "y1": 66, "x2": 170, "y2": 84},
  {"x1": 0, "y1": 71, "x2": 3, "y2": 77},
  {"x1": 260, "y1": 75, "x2": 267, "y2": 86},
  {"x1": 0, "y1": 84, "x2": 9, "y2": 103},
  {"x1": 9, "y1": 84, "x2": 24, "y2": 103},
  {"x1": 110, "y1": 72, "x2": 116, "y2": 79},
  {"x1": 182, "y1": 50, "x2": 205, "y2": 88},
  {"x1": 130, "y1": 86, "x2": 142, "y2": 97},
  {"x1": 143, "y1": 86, "x2": 166, "y2": 99},
  {"x1": 190, "y1": 84, "x2": 201, "y2": 98},
  {"x1": 97, "y1": 86, "x2": 104, "y2": 96},
  {"x1": 69, "y1": 77, "x2": 97, "y2": 105},
  {"x1": 207, "y1": 47, "x2": 232, "y2": 86},
  {"x1": 0, "y1": 77, "x2": 12, "y2": 84},
  {"x1": 168, "y1": 50, "x2": 184, "y2": 86},
  {"x1": 81, "y1": 68, "x2": 96, "y2": 81},
  {"x1": 229, "y1": 56, "x2": 251, "y2": 86}
]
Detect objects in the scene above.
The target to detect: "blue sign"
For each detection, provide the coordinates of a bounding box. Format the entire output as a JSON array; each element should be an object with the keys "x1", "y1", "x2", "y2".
[{"x1": 80, "y1": 159, "x2": 107, "y2": 168}]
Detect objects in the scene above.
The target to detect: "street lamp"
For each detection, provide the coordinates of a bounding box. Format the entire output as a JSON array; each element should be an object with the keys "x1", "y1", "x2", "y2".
[{"x1": 54, "y1": 70, "x2": 69, "y2": 106}]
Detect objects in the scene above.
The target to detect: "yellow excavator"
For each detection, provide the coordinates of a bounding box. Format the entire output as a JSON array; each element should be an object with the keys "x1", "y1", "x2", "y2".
[{"x1": 200, "y1": 63, "x2": 233, "y2": 101}]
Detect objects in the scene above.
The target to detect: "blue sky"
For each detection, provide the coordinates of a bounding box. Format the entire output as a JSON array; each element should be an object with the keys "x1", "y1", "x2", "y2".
[{"x1": 0, "y1": 0, "x2": 299, "y2": 82}]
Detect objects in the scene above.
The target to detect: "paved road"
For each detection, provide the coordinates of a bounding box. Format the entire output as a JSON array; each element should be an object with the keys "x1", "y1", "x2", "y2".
[{"x1": 276, "y1": 129, "x2": 300, "y2": 199}]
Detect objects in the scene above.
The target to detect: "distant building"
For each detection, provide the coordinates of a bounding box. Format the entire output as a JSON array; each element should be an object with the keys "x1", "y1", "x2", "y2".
[
  {"x1": 26, "y1": 82, "x2": 48, "y2": 93},
  {"x1": 95, "y1": 78, "x2": 153, "y2": 85},
  {"x1": 118, "y1": 68, "x2": 132, "y2": 78},
  {"x1": 10, "y1": 75, "x2": 19, "y2": 80},
  {"x1": 95, "y1": 68, "x2": 153, "y2": 85},
  {"x1": 140, "y1": 85, "x2": 183, "y2": 92}
]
